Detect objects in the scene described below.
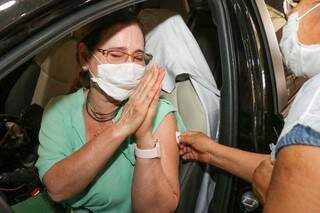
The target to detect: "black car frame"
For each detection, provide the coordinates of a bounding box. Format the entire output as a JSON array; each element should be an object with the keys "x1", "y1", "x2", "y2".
[{"x1": 0, "y1": 0, "x2": 305, "y2": 212}]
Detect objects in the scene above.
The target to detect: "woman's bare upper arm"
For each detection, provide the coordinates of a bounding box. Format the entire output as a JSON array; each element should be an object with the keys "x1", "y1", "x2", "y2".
[{"x1": 154, "y1": 113, "x2": 179, "y2": 192}]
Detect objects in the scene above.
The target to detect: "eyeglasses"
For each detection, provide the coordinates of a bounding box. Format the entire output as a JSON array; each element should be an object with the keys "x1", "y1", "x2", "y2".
[{"x1": 97, "y1": 48, "x2": 153, "y2": 65}]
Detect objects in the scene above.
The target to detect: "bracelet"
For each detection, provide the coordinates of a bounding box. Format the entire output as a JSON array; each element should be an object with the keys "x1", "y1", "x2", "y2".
[{"x1": 134, "y1": 139, "x2": 161, "y2": 159}]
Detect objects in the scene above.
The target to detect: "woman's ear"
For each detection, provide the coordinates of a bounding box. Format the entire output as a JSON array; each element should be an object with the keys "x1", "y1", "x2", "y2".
[{"x1": 78, "y1": 42, "x2": 90, "y2": 70}]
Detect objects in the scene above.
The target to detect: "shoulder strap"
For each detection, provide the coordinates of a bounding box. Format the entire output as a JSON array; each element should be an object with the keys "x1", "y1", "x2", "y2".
[{"x1": 298, "y1": 2, "x2": 320, "y2": 20}]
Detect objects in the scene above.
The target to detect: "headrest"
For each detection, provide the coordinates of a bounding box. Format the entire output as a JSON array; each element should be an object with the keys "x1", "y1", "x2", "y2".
[
  {"x1": 36, "y1": 39, "x2": 80, "y2": 82},
  {"x1": 139, "y1": 9, "x2": 218, "y2": 94}
]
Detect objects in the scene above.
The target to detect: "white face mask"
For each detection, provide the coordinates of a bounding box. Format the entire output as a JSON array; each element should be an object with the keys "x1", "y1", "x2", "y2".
[
  {"x1": 89, "y1": 55, "x2": 146, "y2": 101},
  {"x1": 280, "y1": 3, "x2": 320, "y2": 78}
]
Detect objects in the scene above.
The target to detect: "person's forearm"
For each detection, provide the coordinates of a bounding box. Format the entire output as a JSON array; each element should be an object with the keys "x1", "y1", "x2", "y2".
[
  {"x1": 44, "y1": 124, "x2": 127, "y2": 202},
  {"x1": 133, "y1": 113, "x2": 179, "y2": 213},
  {"x1": 132, "y1": 158, "x2": 179, "y2": 213},
  {"x1": 132, "y1": 134, "x2": 179, "y2": 213},
  {"x1": 208, "y1": 142, "x2": 269, "y2": 182}
]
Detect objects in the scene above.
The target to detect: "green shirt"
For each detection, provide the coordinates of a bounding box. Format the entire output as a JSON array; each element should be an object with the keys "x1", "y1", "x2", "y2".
[{"x1": 36, "y1": 89, "x2": 186, "y2": 213}]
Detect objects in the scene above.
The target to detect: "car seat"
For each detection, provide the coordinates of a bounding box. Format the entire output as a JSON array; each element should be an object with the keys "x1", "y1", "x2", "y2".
[
  {"x1": 162, "y1": 74, "x2": 207, "y2": 132},
  {"x1": 4, "y1": 61, "x2": 40, "y2": 116},
  {"x1": 31, "y1": 37, "x2": 81, "y2": 108}
]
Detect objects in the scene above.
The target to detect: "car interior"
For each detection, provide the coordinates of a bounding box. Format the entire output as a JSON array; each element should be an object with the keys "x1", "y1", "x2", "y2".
[{"x1": 0, "y1": 0, "x2": 304, "y2": 212}]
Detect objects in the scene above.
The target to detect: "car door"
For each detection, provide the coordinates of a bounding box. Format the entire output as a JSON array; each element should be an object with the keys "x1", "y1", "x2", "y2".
[{"x1": 207, "y1": 0, "x2": 290, "y2": 212}]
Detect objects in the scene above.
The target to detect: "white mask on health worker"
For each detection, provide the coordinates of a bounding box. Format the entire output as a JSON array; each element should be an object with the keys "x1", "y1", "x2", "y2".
[{"x1": 280, "y1": 2, "x2": 320, "y2": 78}]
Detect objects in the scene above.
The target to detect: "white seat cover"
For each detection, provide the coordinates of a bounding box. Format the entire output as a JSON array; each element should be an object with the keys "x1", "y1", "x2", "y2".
[{"x1": 140, "y1": 9, "x2": 220, "y2": 137}]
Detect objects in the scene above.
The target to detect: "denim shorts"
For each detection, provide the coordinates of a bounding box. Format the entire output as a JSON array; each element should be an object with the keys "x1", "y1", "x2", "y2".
[{"x1": 276, "y1": 124, "x2": 320, "y2": 156}]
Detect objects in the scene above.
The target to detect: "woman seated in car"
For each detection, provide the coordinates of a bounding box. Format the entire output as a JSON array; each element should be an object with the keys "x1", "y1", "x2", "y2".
[{"x1": 36, "y1": 10, "x2": 186, "y2": 213}]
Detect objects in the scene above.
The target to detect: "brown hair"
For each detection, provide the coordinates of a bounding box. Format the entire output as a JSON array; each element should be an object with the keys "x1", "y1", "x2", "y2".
[{"x1": 74, "y1": 9, "x2": 144, "y2": 90}]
